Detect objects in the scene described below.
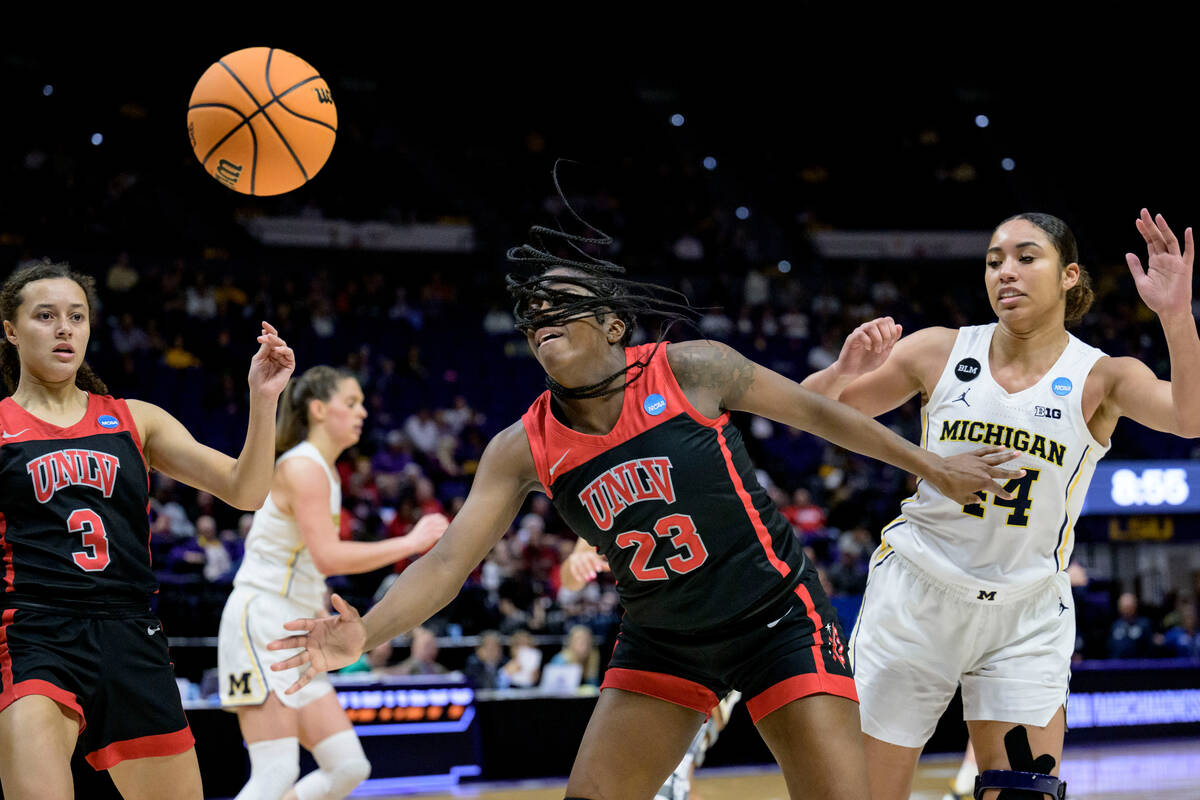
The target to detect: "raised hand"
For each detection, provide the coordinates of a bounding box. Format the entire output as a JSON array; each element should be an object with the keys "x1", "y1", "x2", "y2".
[
  {"x1": 563, "y1": 547, "x2": 610, "y2": 591},
  {"x1": 1127, "y1": 208, "x2": 1194, "y2": 317},
  {"x1": 406, "y1": 513, "x2": 449, "y2": 553},
  {"x1": 835, "y1": 317, "x2": 903, "y2": 377},
  {"x1": 928, "y1": 446, "x2": 1025, "y2": 505},
  {"x1": 267, "y1": 593, "x2": 366, "y2": 694},
  {"x1": 248, "y1": 321, "x2": 296, "y2": 399}
]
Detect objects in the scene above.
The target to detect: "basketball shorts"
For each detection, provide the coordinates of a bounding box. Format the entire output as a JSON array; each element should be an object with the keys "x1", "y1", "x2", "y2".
[
  {"x1": 218, "y1": 585, "x2": 333, "y2": 710},
  {"x1": 0, "y1": 605, "x2": 194, "y2": 769},
  {"x1": 849, "y1": 547, "x2": 1073, "y2": 748},
  {"x1": 602, "y1": 561, "x2": 857, "y2": 723}
]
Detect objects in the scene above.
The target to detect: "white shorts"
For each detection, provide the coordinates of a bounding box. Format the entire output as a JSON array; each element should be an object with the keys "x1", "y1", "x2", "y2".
[
  {"x1": 217, "y1": 584, "x2": 334, "y2": 710},
  {"x1": 849, "y1": 548, "x2": 1073, "y2": 748}
]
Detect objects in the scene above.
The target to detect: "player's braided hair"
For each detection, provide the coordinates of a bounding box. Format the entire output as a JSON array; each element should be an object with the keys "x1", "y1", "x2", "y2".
[
  {"x1": 0, "y1": 261, "x2": 108, "y2": 395},
  {"x1": 506, "y1": 163, "x2": 701, "y2": 399},
  {"x1": 275, "y1": 365, "x2": 356, "y2": 455},
  {"x1": 1000, "y1": 212, "x2": 1094, "y2": 326}
]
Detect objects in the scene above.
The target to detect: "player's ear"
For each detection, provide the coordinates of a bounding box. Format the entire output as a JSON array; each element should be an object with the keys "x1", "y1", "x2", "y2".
[
  {"x1": 3, "y1": 320, "x2": 17, "y2": 347},
  {"x1": 606, "y1": 315, "x2": 626, "y2": 344}
]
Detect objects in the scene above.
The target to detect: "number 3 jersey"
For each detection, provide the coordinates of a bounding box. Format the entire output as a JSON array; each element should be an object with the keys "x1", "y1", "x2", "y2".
[
  {"x1": 0, "y1": 395, "x2": 156, "y2": 609},
  {"x1": 888, "y1": 323, "x2": 1110, "y2": 589},
  {"x1": 521, "y1": 342, "x2": 806, "y2": 631}
]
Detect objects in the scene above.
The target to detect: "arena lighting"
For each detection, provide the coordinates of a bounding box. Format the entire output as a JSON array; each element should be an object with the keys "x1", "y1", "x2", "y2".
[
  {"x1": 1001, "y1": 157, "x2": 1015, "y2": 171},
  {"x1": 90, "y1": 133, "x2": 103, "y2": 146},
  {"x1": 703, "y1": 156, "x2": 717, "y2": 170},
  {"x1": 42, "y1": 84, "x2": 53, "y2": 96},
  {"x1": 735, "y1": 206, "x2": 750, "y2": 220},
  {"x1": 975, "y1": 114, "x2": 989, "y2": 128},
  {"x1": 670, "y1": 113, "x2": 685, "y2": 127},
  {"x1": 778, "y1": 260, "x2": 792, "y2": 273},
  {"x1": 1066, "y1": 689, "x2": 1200, "y2": 728}
]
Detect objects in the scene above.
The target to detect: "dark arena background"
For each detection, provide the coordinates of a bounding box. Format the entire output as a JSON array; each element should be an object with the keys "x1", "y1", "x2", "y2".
[{"x1": 2, "y1": 35, "x2": 1198, "y2": 799}]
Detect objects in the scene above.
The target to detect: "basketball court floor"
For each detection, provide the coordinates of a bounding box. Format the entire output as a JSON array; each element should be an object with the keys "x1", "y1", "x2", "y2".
[{"x1": 347, "y1": 737, "x2": 1199, "y2": 800}]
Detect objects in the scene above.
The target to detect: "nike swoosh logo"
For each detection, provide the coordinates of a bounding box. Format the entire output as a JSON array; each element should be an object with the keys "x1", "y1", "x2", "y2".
[
  {"x1": 146, "y1": 625, "x2": 161, "y2": 636},
  {"x1": 767, "y1": 608, "x2": 791, "y2": 629},
  {"x1": 549, "y1": 450, "x2": 571, "y2": 478},
  {"x1": 2, "y1": 429, "x2": 29, "y2": 439}
]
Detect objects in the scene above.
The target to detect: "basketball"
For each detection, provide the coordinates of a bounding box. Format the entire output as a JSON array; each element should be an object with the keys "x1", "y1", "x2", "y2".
[{"x1": 187, "y1": 47, "x2": 337, "y2": 196}]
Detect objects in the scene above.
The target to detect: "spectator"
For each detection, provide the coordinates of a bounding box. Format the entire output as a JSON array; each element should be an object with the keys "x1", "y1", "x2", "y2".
[
  {"x1": 1107, "y1": 592, "x2": 1154, "y2": 659},
  {"x1": 462, "y1": 631, "x2": 505, "y2": 689},
  {"x1": 500, "y1": 629, "x2": 542, "y2": 688},
  {"x1": 404, "y1": 408, "x2": 440, "y2": 455},
  {"x1": 548, "y1": 624, "x2": 601, "y2": 687},
  {"x1": 780, "y1": 488, "x2": 827, "y2": 537},
  {"x1": 393, "y1": 626, "x2": 448, "y2": 675},
  {"x1": 196, "y1": 515, "x2": 232, "y2": 582},
  {"x1": 1163, "y1": 599, "x2": 1200, "y2": 659}
]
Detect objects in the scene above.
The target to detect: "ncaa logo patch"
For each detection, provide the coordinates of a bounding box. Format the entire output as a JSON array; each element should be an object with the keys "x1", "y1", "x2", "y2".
[
  {"x1": 644, "y1": 393, "x2": 667, "y2": 416},
  {"x1": 97, "y1": 414, "x2": 119, "y2": 429},
  {"x1": 955, "y1": 357, "x2": 981, "y2": 382},
  {"x1": 1051, "y1": 377, "x2": 1073, "y2": 397}
]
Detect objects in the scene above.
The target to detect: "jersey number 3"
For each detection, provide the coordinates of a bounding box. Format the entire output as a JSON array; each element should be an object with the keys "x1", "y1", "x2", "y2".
[
  {"x1": 962, "y1": 468, "x2": 1041, "y2": 526},
  {"x1": 69, "y1": 509, "x2": 110, "y2": 572},
  {"x1": 615, "y1": 513, "x2": 708, "y2": 581}
]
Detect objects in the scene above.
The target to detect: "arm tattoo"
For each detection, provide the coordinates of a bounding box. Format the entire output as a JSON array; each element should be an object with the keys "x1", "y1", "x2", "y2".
[{"x1": 671, "y1": 342, "x2": 757, "y2": 406}]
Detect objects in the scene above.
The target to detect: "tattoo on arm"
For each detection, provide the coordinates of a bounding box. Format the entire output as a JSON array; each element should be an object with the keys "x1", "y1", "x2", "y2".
[{"x1": 672, "y1": 342, "x2": 757, "y2": 407}]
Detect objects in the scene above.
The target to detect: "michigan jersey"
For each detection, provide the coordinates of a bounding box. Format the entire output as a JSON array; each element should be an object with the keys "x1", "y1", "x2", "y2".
[
  {"x1": 0, "y1": 395, "x2": 155, "y2": 609},
  {"x1": 232, "y1": 441, "x2": 338, "y2": 612},
  {"x1": 522, "y1": 342, "x2": 806, "y2": 632},
  {"x1": 885, "y1": 323, "x2": 1109, "y2": 589}
]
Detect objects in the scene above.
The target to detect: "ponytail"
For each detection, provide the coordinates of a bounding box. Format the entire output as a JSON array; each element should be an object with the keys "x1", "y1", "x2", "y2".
[{"x1": 275, "y1": 365, "x2": 354, "y2": 455}]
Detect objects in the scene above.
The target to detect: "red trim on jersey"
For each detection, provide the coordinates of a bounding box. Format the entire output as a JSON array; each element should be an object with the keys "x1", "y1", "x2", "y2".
[
  {"x1": 601, "y1": 667, "x2": 718, "y2": 716},
  {"x1": 520, "y1": 343, "x2": 730, "y2": 495},
  {"x1": 715, "y1": 426, "x2": 790, "y2": 578},
  {"x1": 744, "y1": 673, "x2": 859, "y2": 724},
  {"x1": 85, "y1": 726, "x2": 195, "y2": 770},
  {"x1": 0, "y1": 514, "x2": 11, "y2": 592},
  {"x1": 0, "y1": 610, "x2": 87, "y2": 730},
  {"x1": 794, "y1": 581, "x2": 829, "y2": 674}
]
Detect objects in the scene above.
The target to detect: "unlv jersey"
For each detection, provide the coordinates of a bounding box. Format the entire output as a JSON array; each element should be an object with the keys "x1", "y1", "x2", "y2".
[
  {"x1": 0, "y1": 395, "x2": 156, "y2": 607},
  {"x1": 522, "y1": 343, "x2": 805, "y2": 631}
]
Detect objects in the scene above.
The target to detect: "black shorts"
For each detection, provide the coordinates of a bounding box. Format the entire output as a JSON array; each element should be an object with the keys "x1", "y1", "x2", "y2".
[
  {"x1": 0, "y1": 606, "x2": 194, "y2": 769},
  {"x1": 601, "y1": 561, "x2": 857, "y2": 723}
]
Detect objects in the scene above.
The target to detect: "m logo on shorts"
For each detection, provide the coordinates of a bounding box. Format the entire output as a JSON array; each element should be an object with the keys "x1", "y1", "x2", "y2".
[
  {"x1": 228, "y1": 671, "x2": 253, "y2": 696},
  {"x1": 977, "y1": 589, "x2": 997, "y2": 601}
]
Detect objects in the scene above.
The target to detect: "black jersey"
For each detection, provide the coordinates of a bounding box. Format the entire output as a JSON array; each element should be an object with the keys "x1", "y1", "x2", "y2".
[
  {"x1": 0, "y1": 395, "x2": 155, "y2": 609},
  {"x1": 522, "y1": 343, "x2": 805, "y2": 631}
]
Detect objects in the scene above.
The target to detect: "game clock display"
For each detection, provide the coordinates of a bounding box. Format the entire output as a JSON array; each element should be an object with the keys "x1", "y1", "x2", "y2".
[{"x1": 1081, "y1": 461, "x2": 1199, "y2": 515}]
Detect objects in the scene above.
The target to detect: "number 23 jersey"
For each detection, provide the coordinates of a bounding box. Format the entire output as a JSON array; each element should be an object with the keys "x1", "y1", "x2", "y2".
[
  {"x1": 522, "y1": 343, "x2": 806, "y2": 631},
  {"x1": 890, "y1": 323, "x2": 1110, "y2": 589},
  {"x1": 0, "y1": 395, "x2": 155, "y2": 606}
]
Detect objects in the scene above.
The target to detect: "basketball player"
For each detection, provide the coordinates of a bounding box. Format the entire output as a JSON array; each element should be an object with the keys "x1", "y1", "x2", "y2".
[
  {"x1": 801, "y1": 209, "x2": 1199, "y2": 799},
  {"x1": 0, "y1": 262, "x2": 294, "y2": 799},
  {"x1": 266, "y1": 188, "x2": 1021, "y2": 800},
  {"x1": 217, "y1": 365, "x2": 448, "y2": 800}
]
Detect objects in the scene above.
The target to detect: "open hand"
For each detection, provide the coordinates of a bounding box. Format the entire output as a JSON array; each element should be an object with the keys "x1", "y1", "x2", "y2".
[
  {"x1": 248, "y1": 321, "x2": 295, "y2": 399},
  {"x1": 562, "y1": 547, "x2": 610, "y2": 592},
  {"x1": 1127, "y1": 208, "x2": 1194, "y2": 317},
  {"x1": 406, "y1": 513, "x2": 449, "y2": 553},
  {"x1": 929, "y1": 446, "x2": 1025, "y2": 505},
  {"x1": 267, "y1": 593, "x2": 366, "y2": 694}
]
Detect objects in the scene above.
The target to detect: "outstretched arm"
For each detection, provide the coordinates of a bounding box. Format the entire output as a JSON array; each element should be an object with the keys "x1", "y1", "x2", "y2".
[
  {"x1": 668, "y1": 340, "x2": 1021, "y2": 504},
  {"x1": 1106, "y1": 209, "x2": 1200, "y2": 437},
  {"x1": 269, "y1": 421, "x2": 539, "y2": 690},
  {"x1": 129, "y1": 322, "x2": 294, "y2": 509}
]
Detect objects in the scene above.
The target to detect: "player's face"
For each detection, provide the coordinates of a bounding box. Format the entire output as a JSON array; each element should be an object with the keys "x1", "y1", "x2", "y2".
[
  {"x1": 3, "y1": 278, "x2": 91, "y2": 384},
  {"x1": 985, "y1": 219, "x2": 1077, "y2": 324},
  {"x1": 524, "y1": 274, "x2": 615, "y2": 377},
  {"x1": 318, "y1": 377, "x2": 366, "y2": 449}
]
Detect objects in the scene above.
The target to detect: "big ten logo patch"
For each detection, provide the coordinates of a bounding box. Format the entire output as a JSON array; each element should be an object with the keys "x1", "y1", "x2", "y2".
[
  {"x1": 1034, "y1": 406, "x2": 1062, "y2": 419},
  {"x1": 824, "y1": 622, "x2": 847, "y2": 669}
]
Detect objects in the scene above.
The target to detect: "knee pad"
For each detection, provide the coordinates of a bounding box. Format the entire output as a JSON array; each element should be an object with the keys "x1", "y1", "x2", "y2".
[
  {"x1": 293, "y1": 729, "x2": 371, "y2": 800},
  {"x1": 235, "y1": 737, "x2": 300, "y2": 800},
  {"x1": 974, "y1": 769, "x2": 1066, "y2": 799}
]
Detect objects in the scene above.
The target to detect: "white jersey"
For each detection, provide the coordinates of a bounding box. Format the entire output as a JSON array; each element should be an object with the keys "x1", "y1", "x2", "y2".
[
  {"x1": 883, "y1": 323, "x2": 1109, "y2": 590},
  {"x1": 232, "y1": 441, "x2": 339, "y2": 612}
]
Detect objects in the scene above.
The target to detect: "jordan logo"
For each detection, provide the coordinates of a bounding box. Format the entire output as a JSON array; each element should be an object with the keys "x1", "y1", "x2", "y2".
[
  {"x1": 1058, "y1": 599, "x2": 1070, "y2": 616},
  {"x1": 953, "y1": 388, "x2": 971, "y2": 407}
]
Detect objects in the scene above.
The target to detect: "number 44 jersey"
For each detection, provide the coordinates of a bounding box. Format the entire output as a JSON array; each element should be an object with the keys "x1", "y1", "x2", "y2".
[
  {"x1": 522, "y1": 343, "x2": 806, "y2": 632},
  {"x1": 0, "y1": 395, "x2": 156, "y2": 608},
  {"x1": 889, "y1": 323, "x2": 1110, "y2": 590}
]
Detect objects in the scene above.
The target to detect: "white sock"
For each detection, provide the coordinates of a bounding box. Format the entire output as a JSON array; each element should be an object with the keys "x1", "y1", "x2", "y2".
[{"x1": 952, "y1": 756, "x2": 979, "y2": 794}]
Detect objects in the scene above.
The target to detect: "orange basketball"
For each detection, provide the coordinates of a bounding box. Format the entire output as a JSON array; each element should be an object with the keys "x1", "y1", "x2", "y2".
[{"x1": 187, "y1": 47, "x2": 337, "y2": 196}]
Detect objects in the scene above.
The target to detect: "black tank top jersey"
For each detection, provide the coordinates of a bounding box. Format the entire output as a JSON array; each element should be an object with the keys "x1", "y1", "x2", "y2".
[
  {"x1": 522, "y1": 343, "x2": 805, "y2": 632},
  {"x1": 0, "y1": 395, "x2": 156, "y2": 609}
]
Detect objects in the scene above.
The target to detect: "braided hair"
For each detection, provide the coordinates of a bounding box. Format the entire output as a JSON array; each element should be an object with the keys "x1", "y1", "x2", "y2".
[
  {"x1": 0, "y1": 261, "x2": 108, "y2": 395},
  {"x1": 506, "y1": 163, "x2": 700, "y2": 399}
]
